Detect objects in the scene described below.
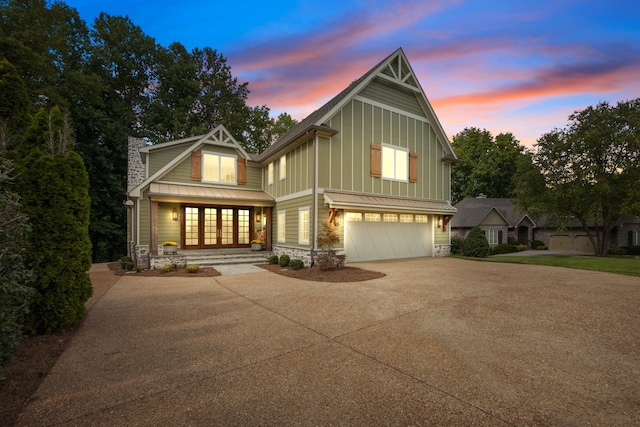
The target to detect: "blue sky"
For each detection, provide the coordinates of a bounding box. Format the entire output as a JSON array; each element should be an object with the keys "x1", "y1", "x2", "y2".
[{"x1": 64, "y1": 0, "x2": 640, "y2": 147}]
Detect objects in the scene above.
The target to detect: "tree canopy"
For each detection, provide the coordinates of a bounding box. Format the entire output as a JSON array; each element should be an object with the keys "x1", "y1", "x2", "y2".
[
  {"x1": 515, "y1": 99, "x2": 640, "y2": 256},
  {"x1": 1, "y1": 0, "x2": 297, "y2": 261},
  {"x1": 450, "y1": 127, "x2": 526, "y2": 204}
]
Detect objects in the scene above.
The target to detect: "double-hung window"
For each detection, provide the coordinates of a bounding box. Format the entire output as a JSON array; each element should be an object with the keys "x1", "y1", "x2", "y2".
[
  {"x1": 268, "y1": 163, "x2": 274, "y2": 185},
  {"x1": 298, "y1": 207, "x2": 309, "y2": 244},
  {"x1": 382, "y1": 145, "x2": 408, "y2": 181},
  {"x1": 202, "y1": 152, "x2": 236, "y2": 183},
  {"x1": 485, "y1": 230, "x2": 499, "y2": 245},
  {"x1": 280, "y1": 155, "x2": 286, "y2": 180},
  {"x1": 277, "y1": 211, "x2": 286, "y2": 243}
]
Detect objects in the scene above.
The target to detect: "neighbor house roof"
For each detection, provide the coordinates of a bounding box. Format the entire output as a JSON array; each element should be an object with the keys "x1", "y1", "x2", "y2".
[{"x1": 451, "y1": 197, "x2": 535, "y2": 228}]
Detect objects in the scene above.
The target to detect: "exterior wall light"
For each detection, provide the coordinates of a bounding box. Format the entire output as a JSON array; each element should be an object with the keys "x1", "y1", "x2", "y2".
[{"x1": 172, "y1": 208, "x2": 178, "y2": 221}]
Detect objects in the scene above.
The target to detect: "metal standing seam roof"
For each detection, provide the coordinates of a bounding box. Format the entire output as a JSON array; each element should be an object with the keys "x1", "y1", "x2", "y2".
[
  {"x1": 324, "y1": 190, "x2": 456, "y2": 214},
  {"x1": 148, "y1": 183, "x2": 275, "y2": 205}
]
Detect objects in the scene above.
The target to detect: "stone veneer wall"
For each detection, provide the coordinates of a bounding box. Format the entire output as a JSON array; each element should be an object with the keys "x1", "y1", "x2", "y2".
[
  {"x1": 272, "y1": 245, "x2": 314, "y2": 267},
  {"x1": 127, "y1": 137, "x2": 146, "y2": 192},
  {"x1": 434, "y1": 244, "x2": 451, "y2": 257}
]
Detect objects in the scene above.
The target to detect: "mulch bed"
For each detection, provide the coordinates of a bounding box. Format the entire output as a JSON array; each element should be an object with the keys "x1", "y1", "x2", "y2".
[{"x1": 259, "y1": 263, "x2": 386, "y2": 282}]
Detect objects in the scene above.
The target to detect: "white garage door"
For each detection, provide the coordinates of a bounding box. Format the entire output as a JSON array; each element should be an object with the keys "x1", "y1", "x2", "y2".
[{"x1": 344, "y1": 213, "x2": 432, "y2": 262}]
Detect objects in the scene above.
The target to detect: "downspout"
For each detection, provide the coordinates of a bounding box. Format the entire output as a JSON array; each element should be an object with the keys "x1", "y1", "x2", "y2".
[{"x1": 311, "y1": 130, "x2": 319, "y2": 267}]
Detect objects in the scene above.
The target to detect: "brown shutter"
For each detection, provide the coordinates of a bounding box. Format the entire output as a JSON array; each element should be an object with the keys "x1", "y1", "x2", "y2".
[
  {"x1": 371, "y1": 144, "x2": 381, "y2": 177},
  {"x1": 237, "y1": 157, "x2": 246, "y2": 185},
  {"x1": 409, "y1": 151, "x2": 418, "y2": 183},
  {"x1": 191, "y1": 151, "x2": 202, "y2": 181}
]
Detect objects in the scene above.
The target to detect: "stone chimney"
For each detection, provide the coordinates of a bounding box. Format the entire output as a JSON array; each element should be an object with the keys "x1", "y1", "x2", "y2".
[{"x1": 127, "y1": 136, "x2": 146, "y2": 194}]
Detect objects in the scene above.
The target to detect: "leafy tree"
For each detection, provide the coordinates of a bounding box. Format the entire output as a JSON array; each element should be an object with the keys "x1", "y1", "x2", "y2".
[
  {"x1": 515, "y1": 99, "x2": 640, "y2": 256},
  {"x1": 462, "y1": 226, "x2": 490, "y2": 257},
  {"x1": 0, "y1": 58, "x2": 30, "y2": 154},
  {"x1": 271, "y1": 113, "x2": 299, "y2": 141},
  {"x1": 451, "y1": 128, "x2": 526, "y2": 204},
  {"x1": 15, "y1": 107, "x2": 92, "y2": 333},
  {"x1": 0, "y1": 159, "x2": 33, "y2": 368}
]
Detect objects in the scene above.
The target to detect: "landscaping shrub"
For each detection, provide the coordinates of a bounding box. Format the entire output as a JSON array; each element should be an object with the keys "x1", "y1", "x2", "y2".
[
  {"x1": 517, "y1": 244, "x2": 526, "y2": 251},
  {"x1": 622, "y1": 245, "x2": 640, "y2": 256},
  {"x1": 268, "y1": 255, "x2": 279, "y2": 265},
  {"x1": 450, "y1": 234, "x2": 464, "y2": 255},
  {"x1": 607, "y1": 248, "x2": 627, "y2": 256},
  {"x1": 279, "y1": 254, "x2": 290, "y2": 267},
  {"x1": 161, "y1": 263, "x2": 177, "y2": 273},
  {"x1": 531, "y1": 240, "x2": 545, "y2": 249},
  {"x1": 186, "y1": 264, "x2": 200, "y2": 273},
  {"x1": 491, "y1": 244, "x2": 519, "y2": 255},
  {"x1": 536, "y1": 245, "x2": 548, "y2": 250},
  {"x1": 289, "y1": 259, "x2": 304, "y2": 270},
  {"x1": 462, "y1": 226, "x2": 490, "y2": 257},
  {"x1": 120, "y1": 256, "x2": 132, "y2": 270},
  {"x1": 508, "y1": 238, "x2": 519, "y2": 245}
]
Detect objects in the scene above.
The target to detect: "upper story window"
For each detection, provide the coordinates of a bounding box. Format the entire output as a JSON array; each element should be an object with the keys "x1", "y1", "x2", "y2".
[
  {"x1": 382, "y1": 145, "x2": 408, "y2": 181},
  {"x1": 202, "y1": 152, "x2": 236, "y2": 183},
  {"x1": 268, "y1": 162, "x2": 274, "y2": 185},
  {"x1": 279, "y1": 155, "x2": 286, "y2": 180}
]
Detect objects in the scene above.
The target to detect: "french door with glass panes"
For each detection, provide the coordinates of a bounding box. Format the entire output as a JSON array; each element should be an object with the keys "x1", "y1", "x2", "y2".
[{"x1": 182, "y1": 206, "x2": 251, "y2": 249}]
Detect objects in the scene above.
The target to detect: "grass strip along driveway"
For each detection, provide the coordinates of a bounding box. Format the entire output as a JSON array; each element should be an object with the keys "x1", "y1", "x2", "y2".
[{"x1": 467, "y1": 254, "x2": 640, "y2": 277}]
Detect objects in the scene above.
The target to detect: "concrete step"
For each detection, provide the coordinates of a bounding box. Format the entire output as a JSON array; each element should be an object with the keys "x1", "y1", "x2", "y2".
[{"x1": 184, "y1": 252, "x2": 271, "y2": 267}]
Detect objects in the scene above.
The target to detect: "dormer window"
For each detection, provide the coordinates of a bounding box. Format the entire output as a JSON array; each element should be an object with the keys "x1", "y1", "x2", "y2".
[{"x1": 202, "y1": 152, "x2": 236, "y2": 183}]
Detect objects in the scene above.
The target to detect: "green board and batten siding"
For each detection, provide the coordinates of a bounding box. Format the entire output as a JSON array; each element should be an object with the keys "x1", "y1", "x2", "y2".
[
  {"x1": 273, "y1": 195, "x2": 314, "y2": 248},
  {"x1": 265, "y1": 140, "x2": 313, "y2": 199},
  {"x1": 318, "y1": 97, "x2": 451, "y2": 201}
]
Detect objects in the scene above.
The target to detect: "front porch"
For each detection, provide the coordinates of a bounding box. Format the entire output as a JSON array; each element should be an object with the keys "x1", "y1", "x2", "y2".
[{"x1": 150, "y1": 248, "x2": 272, "y2": 270}]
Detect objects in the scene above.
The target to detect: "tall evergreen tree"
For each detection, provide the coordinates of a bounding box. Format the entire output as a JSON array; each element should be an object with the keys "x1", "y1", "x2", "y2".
[
  {"x1": 15, "y1": 107, "x2": 92, "y2": 333},
  {"x1": 0, "y1": 58, "x2": 30, "y2": 154}
]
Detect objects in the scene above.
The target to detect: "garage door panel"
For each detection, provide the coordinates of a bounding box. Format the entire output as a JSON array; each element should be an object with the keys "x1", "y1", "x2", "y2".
[{"x1": 345, "y1": 214, "x2": 432, "y2": 262}]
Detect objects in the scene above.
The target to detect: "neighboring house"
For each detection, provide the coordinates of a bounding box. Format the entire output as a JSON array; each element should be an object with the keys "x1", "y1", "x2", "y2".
[
  {"x1": 126, "y1": 48, "x2": 458, "y2": 268},
  {"x1": 451, "y1": 195, "x2": 640, "y2": 253},
  {"x1": 450, "y1": 196, "x2": 535, "y2": 246}
]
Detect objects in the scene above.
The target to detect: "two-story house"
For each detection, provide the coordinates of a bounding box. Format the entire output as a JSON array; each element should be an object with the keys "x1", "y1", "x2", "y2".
[{"x1": 126, "y1": 48, "x2": 457, "y2": 268}]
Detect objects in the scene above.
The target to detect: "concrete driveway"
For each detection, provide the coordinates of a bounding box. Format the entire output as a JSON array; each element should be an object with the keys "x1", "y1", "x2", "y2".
[{"x1": 17, "y1": 258, "x2": 640, "y2": 426}]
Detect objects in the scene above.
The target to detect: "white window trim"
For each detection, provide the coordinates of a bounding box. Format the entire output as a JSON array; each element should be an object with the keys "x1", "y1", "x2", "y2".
[
  {"x1": 277, "y1": 211, "x2": 286, "y2": 243},
  {"x1": 298, "y1": 207, "x2": 310, "y2": 245},
  {"x1": 485, "y1": 229, "x2": 499, "y2": 245},
  {"x1": 268, "y1": 163, "x2": 274, "y2": 185},
  {"x1": 202, "y1": 151, "x2": 237, "y2": 184},
  {"x1": 279, "y1": 155, "x2": 286, "y2": 180},
  {"x1": 381, "y1": 143, "x2": 409, "y2": 182}
]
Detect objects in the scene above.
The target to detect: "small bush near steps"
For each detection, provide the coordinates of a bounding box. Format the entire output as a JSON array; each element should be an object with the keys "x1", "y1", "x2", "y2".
[
  {"x1": 186, "y1": 264, "x2": 200, "y2": 273},
  {"x1": 268, "y1": 255, "x2": 279, "y2": 265},
  {"x1": 279, "y1": 254, "x2": 291, "y2": 267},
  {"x1": 161, "y1": 263, "x2": 177, "y2": 273},
  {"x1": 289, "y1": 259, "x2": 304, "y2": 270}
]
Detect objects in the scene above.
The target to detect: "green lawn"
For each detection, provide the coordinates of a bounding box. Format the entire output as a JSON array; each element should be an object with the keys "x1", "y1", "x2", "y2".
[{"x1": 459, "y1": 255, "x2": 640, "y2": 277}]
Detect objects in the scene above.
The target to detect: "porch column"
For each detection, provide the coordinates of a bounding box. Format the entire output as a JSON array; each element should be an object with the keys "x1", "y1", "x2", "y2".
[
  {"x1": 150, "y1": 200, "x2": 158, "y2": 255},
  {"x1": 265, "y1": 207, "x2": 272, "y2": 251}
]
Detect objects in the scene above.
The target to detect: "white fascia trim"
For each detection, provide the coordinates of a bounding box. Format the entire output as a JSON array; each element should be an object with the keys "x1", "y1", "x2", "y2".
[{"x1": 274, "y1": 188, "x2": 313, "y2": 203}]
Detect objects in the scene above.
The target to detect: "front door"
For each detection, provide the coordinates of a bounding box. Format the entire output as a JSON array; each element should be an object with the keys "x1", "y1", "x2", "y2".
[{"x1": 182, "y1": 206, "x2": 251, "y2": 249}]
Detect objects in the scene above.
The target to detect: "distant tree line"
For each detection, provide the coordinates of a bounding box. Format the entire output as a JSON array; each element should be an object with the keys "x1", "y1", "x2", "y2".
[{"x1": 451, "y1": 99, "x2": 640, "y2": 257}]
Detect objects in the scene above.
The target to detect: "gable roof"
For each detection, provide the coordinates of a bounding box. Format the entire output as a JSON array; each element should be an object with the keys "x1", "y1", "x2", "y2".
[
  {"x1": 451, "y1": 197, "x2": 535, "y2": 228},
  {"x1": 257, "y1": 47, "x2": 456, "y2": 163},
  {"x1": 129, "y1": 125, "x2": 249, "y2": 198}
]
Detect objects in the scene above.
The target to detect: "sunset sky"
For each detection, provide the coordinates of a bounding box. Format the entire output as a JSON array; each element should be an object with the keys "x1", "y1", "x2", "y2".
[{"x1": 65, "y1": 0, "x2": 640, "y2": 148}]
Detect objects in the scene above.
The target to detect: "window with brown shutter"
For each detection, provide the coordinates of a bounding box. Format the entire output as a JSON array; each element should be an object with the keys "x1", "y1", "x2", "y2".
[
  {"x1": 191, "y1": 151, "x2": 202, "y2": 181},
  {"x1": 370, "y1": 144, "x2": 381, "y2": 177},
  {"x1": 237, "y1": 157, "x2": 246, "y2": 185},
  {"x1": 409, "y1": 151, "x2": 417, "y2": 183}
]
